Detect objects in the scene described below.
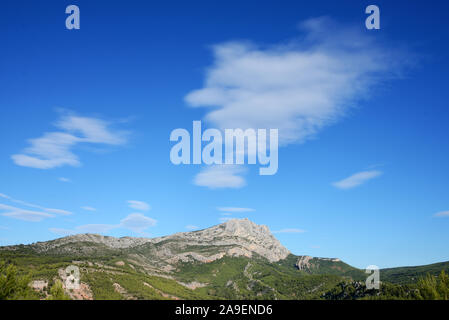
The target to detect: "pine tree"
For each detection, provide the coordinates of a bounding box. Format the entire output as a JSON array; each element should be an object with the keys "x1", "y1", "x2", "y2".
[
  {"x1": 0, "y1": 262, "x2": 34, "y2": 300},
  {"x1": 46, "y1": 280, "x2": 70, "y2": 300}
]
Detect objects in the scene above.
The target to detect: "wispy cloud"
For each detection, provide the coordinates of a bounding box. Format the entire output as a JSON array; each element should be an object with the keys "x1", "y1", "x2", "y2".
[
  {"x1": 194, "y1": 165, "x2": 246, "y2": 189},
  {"x1": 332, "y1": 170, "x2": 382, "y2": 189},
  {"x1": 49, "y1": 213, "x2": 157, "y2": 236},
  {"x1": 272, "y1": 228, "x2": 306, "y2": 234},
  {"x1": 11, "y1": 112, "x2": 129, "y2": 169},
  {"x1": 0, "y1": 192, "x2": 72, "y2": 221},
  {"x1": 434, "y1": 211, "x2": 449, "y2": 217},
  {"x1": 58, "y1": 177, "x2": 71, "y2": 183},
  {"x1": 185, "y1": 17, "x2": 407, "y2": 189},
  {"x1": 120, "y1": 213, "x2": 156, "y2": 234},
  {"x1": 0, "y1": 204, "x2": 54, "y2": 222},
  {"x1": 76, "y1": 224, "x2": 118, "y2": 234},
  {"x1": 185, "y1": 225, "x2": 199, "y2": 231},
  {"x1": 49, "y1": 228, "x2": 77, "y2": 236},
  {"x1": 81, "y1": 206, "x2": 97, "y2": 212},
  {"x1": 44, "y1": 208, "x2": 72, "y2": 215},
  {"x1": 127, "y1": 200, "x2": 151, "y2": 211},
  {"x1": 49, "y1": 224, "x2": 118, "y2": 236},
  {"x1": 217, "y1": 207, "x2": 255, "y2": 212},
  {"x1": 185, "y1": 17, "x2": 406, "y2": 146}
]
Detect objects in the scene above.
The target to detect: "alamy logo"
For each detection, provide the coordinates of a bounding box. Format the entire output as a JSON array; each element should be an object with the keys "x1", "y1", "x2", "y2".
[
  {"x1": 169, "y1": 121, "x2": 278, "y2": 175},
  {"x1": 65, "y1": 5, "x2": 80, "y2": 30},
  {"x1": 65, "y1": 265, "x2": 80, "y2": 290},
  {"x1": 365, "y1": 265, "x2": 380, "y2": 290}
]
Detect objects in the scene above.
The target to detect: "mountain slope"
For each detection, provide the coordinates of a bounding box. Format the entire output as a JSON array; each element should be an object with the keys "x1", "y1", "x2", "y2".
[
  {"x1": 381, "y1": 261, "x2": 449, "y2": 284},
  {"x1": 1, "y1": 218, "x2": 447, "y2": 300}
]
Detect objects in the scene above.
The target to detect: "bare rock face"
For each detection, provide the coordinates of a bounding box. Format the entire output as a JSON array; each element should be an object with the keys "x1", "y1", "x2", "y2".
[
  {"x1": 24, "y1": 218, "x2": 290, "y2": 268},
  {"x1": 31, "y1": 234, "x2": 153, "y2": 253},
  {"x1": 296, "y1": 256, "x2": 313, "y2": 271},
  {"x1": 151, "y1": 218, "x2": 290, "y2": 263}
]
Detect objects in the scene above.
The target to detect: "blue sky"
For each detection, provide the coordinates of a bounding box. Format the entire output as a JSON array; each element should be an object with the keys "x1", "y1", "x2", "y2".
[{"x1": 1, "y1": 0, "x2": 448, "y2": 269}]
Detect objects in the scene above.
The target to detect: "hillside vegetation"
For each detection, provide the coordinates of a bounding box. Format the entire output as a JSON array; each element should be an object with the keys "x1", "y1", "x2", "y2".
[{"x1": 0, "y1": 219, "x2": 448, "y2": 300}]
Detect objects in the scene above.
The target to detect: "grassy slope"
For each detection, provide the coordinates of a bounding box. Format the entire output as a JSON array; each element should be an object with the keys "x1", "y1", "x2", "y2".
[
  {"x1": 175, "y1": 255, "x2": 344, "y2": 299},
  {"x1": 2, "y1": 245, "x2": 448, "y2": 299},
  {"x1": 381, "y1": 261, "x2": 449, "y2": 284},
  {"x1": 0, "y1": 247, "x2": 208, "y2": 300},
  {"x1": 277, "y1": 254, "x2": 366, "y2": 281}
]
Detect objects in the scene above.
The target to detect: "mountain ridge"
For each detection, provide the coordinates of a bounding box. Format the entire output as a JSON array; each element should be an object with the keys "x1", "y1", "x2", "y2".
[{"x1": 1, "y1": 218, "x2": 448, "y2": 300}]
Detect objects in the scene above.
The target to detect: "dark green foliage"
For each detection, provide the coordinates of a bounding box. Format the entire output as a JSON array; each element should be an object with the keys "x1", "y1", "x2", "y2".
[
  {"x1": 415, "y1": 270, "x2": 449, "y2": 300},
  {"x1": 277, "y1": 254, "x2": 366, "y2": 281},
  {"x1": 2, "y1": 245, "x2": 449, "y2": 300},
  {"x1": 381, "y1": 261, "x2": 449, "y2": 284},
  {"x1": 46, "y1": 280, "x2": 70, "y2": 300},
  {"x1": 0, "y1": 262, "x2": 38, "y2": 300}
]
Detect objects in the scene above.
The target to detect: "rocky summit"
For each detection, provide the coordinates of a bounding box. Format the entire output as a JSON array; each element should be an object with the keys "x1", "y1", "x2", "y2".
[{"x1": 26, "y1": 219, "x2": 290, "y2": 267}]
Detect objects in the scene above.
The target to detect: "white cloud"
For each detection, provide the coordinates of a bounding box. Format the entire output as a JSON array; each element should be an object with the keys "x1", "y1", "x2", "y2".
[
  {"x1": 127, "y1": 200, "x2": 151, "y2": 211},
  {"x1": 49, "y1": 228, "x2": 77, "y2": 236},
  {"x1": 11, "y1": 113, "x2": 128, "y2": 169},
  {"x1": 76, "y1": 224, "x2": 118, "y2": 234},
  {"x1": 81, "y1": 206, "x2": 97, "y2": 212},
  {"x1": 50, "y1": 224, "x2": 118, "y2": 235},
  {"x1": 217, "y1": 207, "x2": 255, "y2": 212},
  {"x1": 219, "y1": 217, "x2": 234, "y2": 223},
  {"x1": 56, "y1": 115, "x2": 127, "y2": 145},
  {"x1": 332, "y1": 170, "x2": 382, "y2": 189},
  {"x1": 194, "y1": 165, "x2": 246, "y2": 189},
  {"x1": 185, "y1": 225, "x2": 199, "y2": 231},
  {"x1": 272, "y1": 228, "x2": 306, "y2": 234},
  {"x1": 120, "y1": 213, "x2": 156, "y2": 234},
  {"x1": 44, "y1": 208, "x2": 71, "y2": 215},
  {"x1": 0, "y1": 204, "x2": 54, "y2": 222},
  {"x1": 185, "y1": 17, "x2": 404, "y2": 146},
  {"x1": 0, "y1": 193, "x2": 72, "y2": 220},
  {"x1": 434, "y1": 211, "x2": 449, "y2": 217},
  {"x1": 58, "y1": 177, "x2": 71, "y2": 183},
  {"x1": 49, "y1": 213, "x2": 158, "y2": 236}
]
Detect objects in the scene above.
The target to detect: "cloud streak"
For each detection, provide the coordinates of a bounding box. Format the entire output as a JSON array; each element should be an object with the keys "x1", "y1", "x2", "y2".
[
  {"x1": 0, "y1": 204, "x2": 54, "y2": 222},
  {"x1": 332, "y1": 170, "x2": 382, "y2": 189},
  {"x1": 120, "y1": 213, "x2": 156, "y2": 234},
  {"x1": 81, "y1": 206, "x2": 97, "y2": 212},
  {"x1": 194, "y1": 165, "x2": 246, "y2": 189},
  {"x1": 127, "y1": 200, "x2": 151, "y2": 211},
  {"x1": 0, "y1": 192, "x2": 72, "y2": 221},
  {"x1": 434, "y1": 211, "x2": 449, "y2": 218},
  {"x1": 12, "y1": 113, "x2": 128, "y2": 169},
  {"x1": 49, "y1": 213, "x2": 157, "y2": 236}
]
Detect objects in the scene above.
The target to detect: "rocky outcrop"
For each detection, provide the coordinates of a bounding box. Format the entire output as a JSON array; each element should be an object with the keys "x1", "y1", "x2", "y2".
[
  {"x1": 151, "y1": 218, "x2": 290, "y2": 263},
  {"x1": 31, "y1": 233, "x2": 153, "y2": 253},
  {"x1": 13, "y1": 219, "x2": 290, "y2": 270},
  {"x1": 296, "y1": 256, "x2": 313, "y2": 271}
]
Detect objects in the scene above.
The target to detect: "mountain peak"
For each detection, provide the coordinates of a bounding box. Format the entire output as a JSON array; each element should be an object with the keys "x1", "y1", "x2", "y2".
[
  {"x1": 25, "y1": 218, "x2": 289, "y2": 264},
  {"x1": 221, "y1": 218, "x2": 271, "y2": 238}
]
